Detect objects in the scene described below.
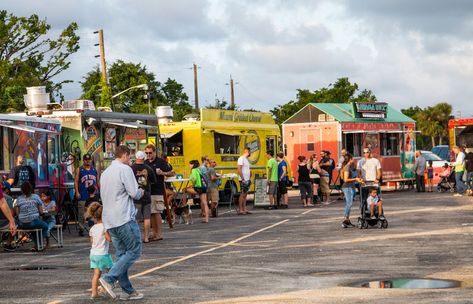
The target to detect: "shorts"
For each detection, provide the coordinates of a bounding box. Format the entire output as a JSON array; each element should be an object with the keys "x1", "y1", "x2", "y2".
[
  {"x1": 209, "y1": 187, "x2": 219, "y2": 203},
  {"x1": 278, "y1": 181, "x2": 288, "y2": 195},
  {"x1": 268, "y1": 181, "x2": 278, "y2": 195},
  {"x1": 195, "y1": 187, "x2": 207, "y2": 194},
  {"x1": 134, "y1": 203, "x2": 151, "y2": 220},
  {"x1": 90, "y1": 254, "x2": 113, "y2": 271},
  {"x1": 240, "y1": 180, "x2": 251, "y2": 193},
  {"x1": 320, "y1": 176, "x2": 330, "y2": 194},
  {"x1": 299, "y1": 181, "x2": 312, "y2": 199},
  {"x1": 150, "y1": 195, "x2": 165, "y2": 214}
]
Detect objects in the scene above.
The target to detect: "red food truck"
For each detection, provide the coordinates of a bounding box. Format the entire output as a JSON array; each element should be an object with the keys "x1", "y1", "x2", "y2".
[
  {"x1": 448, "y1": 118, "x2": 473, "y2": 153},
  {"x1": 282, "y1": 102, "x2": 417, "y2": 187}
]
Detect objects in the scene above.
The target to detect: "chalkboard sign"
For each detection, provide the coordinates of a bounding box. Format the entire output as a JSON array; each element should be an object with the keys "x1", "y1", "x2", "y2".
[{"x1": 254, "y1": 178, "x2": 270, "y2": 207}]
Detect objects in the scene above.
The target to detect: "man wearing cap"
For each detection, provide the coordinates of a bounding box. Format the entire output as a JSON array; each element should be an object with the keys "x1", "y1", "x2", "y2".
[
  {"x1": 357, "y1": 148, "x2": 382, "y2": 200},
  {"x1": 74, "y1": 153, "x2": 99, "y2": 236}
]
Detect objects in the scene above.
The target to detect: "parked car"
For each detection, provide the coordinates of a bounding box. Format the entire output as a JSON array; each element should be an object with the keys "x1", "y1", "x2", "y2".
[
  {"x1": 431, "y1": 145, "x2": 450, "y2": 161},
  {"x1": 421, "y1": 150, "x2": 448, "y2": 185}
]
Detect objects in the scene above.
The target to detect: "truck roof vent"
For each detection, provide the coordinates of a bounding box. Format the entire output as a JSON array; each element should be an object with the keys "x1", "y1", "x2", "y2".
[{"x1": 24, "y1": 86, "x2": 51, "y2": 114}]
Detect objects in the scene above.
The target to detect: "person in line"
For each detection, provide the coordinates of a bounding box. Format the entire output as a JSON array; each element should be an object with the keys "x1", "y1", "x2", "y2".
[
  {"x1": 276, "y1": 153, "x2": 289, "y2": 208},
  {"x1": 99, "y1": 145, "x2": 144, "y2": 300},
  {"x1": 452, "y1": 145, "x2": 466, "y2": 196},
  {"x1": 8, "y1": 155, "x2": 36, "y2": 189},
  {"x1": 297, "y1": 156, "x2": 313, "y2": 207},
  {"x1": 357, "y1": 148, "x2": 382, "y2": 200},
  {"x1": 40, "y1": 189, "x2": 57, "y2": 242},
  {"x1": 74, "y1": 153, "x2": 99, "y2": 236},
  {"x1": 131, "y1": 151, "x2": 157, "y2": 243},
  {"x1": 465, "y1": 152, "x2": 473, "y2": 195},
  {"x1": 200, "y1": 156, "x2": 211, "y2": 218},
  {"x1": 266, "y1": 151, "x2": 279, "y2": 210},
  {"x1": 319, "y1": 152, "x2": 332, "y2": 205},
  {"x1": 144, "y1": 144, "x2": 174, "y2": 241},
  {"x1": 14, "y1": 182, "x2": 49, "y2": 251},
  {"x1": 309, "y1": 154, "x2": 321, "y2": 204},
  {"x1": 367, "y1": 187, "x2": 384, "y2": 220},
  {"x1": 414, "y1": 150, "x2": 426, "y2": 192},
  {"x1": 341, "y1": 153, "x2": 362, "y2": 228},
  {"x1": 426, "y1": 160, "x2": 434, "y2": 192},
  {"x1": 88, "y1": 202, "x2": 113, "y2": 300},
  {"x1": 208, "y1": 159, "x2": 221, "y2": 217},
  {"x1": 184, "y1": 160, "x2": 209, "y2": 223},
  {"x1": 320, "y1": 150, "x2": 335, "y2": 187},
  {"x1": 0, "y1": 181, "x2": 16, "y2": 251},
  {"x1": 237, "y1": 147, "x2": 252, "y2": 215},
  {"x1": 336, "y1": 148, "x2": 348, "y2": 200},
  {"x1": 162, "y1": 154, "x2": 177, "y2": 208}
]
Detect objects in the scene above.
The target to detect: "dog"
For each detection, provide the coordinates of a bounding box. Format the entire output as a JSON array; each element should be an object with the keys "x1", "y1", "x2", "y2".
[{"x1": 173, "y1": 199, "x2": 193, "y2": 225}]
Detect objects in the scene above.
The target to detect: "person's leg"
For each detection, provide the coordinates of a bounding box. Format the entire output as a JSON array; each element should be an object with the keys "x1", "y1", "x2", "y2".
[
  {"x1": 415, "y1": 174, "x2": 421, "y2": 192},
  {"x1": 300, "y1": 183, "x2": 307, "y2": 206},
  {"x1": 200, "y1": 193, "x2": 209, "y2": 222},
  {"x1": 143, "y1": 204, "x2": 151, "y2": 242},
  {"x1": 342, "y1": 187, "x2": 354, "y2": 221},
  {"x1": 420, "y1": 174, "x2": 426, "y2": 192},
  {"x1": 18, "y1": 221, "x2": 38, "y2": 249},
  {"x1": 91, "y1": 268, "x2": 101, "y2": 297},
  {"x1": 45, "y1": 217, "x2": 56, "y2": 238},
  {"x1": 370, "y1": 204, "x2": 375, "y2": 217},
  {"x1": 378, "y1": 202, "x2": 383, "y2": 216},
  {"x1": 78, "y1": 200, "x2": 86, "y2": 233},
  {"x1": 455, "y1": 172, "x2": 465, "y2": 193},
  {"x1": 36, "y1": 218, "x2": 50, "y2": 249}
]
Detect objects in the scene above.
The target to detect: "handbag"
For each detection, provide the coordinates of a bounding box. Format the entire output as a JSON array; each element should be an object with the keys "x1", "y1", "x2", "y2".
[{"x1": 285, "y1": 179, "x2": 293, "y2": 187}]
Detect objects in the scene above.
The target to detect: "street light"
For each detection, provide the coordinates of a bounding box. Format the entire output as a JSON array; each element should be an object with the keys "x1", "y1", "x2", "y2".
[{"x1": 111, "y1": 84, "x2": 148, "y2": 112}]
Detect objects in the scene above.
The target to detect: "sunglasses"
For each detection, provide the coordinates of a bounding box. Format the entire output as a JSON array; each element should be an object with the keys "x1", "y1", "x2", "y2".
[
  {"x1": 363, "y1": 151, "x2": 370, "y2": 154},
  {"x1": 145, "y1": 152, "x2": 153, "y2": 155}
]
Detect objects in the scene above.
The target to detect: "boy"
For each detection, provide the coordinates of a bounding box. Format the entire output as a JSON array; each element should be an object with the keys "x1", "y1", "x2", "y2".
[{"x1": 366, "y1": 187, "x2": 384, "y2": 220}]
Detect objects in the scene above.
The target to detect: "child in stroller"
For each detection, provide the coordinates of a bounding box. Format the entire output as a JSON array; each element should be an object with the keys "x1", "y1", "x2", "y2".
[
  {"x1": 358, "y1": 184, "x2": 388, "y2": 229},
  {"x1": 437, "y1": 163, "x2": 456, "y2": 193}
]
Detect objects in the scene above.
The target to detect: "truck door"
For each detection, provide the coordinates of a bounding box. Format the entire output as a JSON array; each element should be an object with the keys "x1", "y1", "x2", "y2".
[{"x1": 266, "y1": 136, "x2": 276, "y2": 154}]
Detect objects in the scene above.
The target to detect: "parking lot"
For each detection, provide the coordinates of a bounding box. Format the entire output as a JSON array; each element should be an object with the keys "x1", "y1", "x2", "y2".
[{"x1": 1, "y1": 190, "x2": 472, "y2": 304}]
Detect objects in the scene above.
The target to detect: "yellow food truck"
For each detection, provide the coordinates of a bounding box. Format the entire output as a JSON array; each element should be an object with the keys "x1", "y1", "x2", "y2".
[{"x1": 158, "y1": 108, "x2": 285, "y2": 202}]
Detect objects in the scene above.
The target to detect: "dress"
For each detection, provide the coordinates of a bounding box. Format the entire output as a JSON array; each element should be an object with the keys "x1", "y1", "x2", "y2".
[{"x1": 89, "y1": 223, "x2": 113, "y2": 270}]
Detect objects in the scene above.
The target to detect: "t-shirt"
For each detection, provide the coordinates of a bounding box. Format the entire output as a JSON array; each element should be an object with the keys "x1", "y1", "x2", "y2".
[
  {"x1": 208, "y1": 167, "x2": 219, "y2": 189},
  {"x1": 341, "y1": 165, "x2": 355, "y2": 188},
  {"x1": 200, "y1": 165, "x2": 210, "y2": 186},
  {"x1": 145, "y1": 157, "x2": 171, "y2": 195},
  {"x1": 357, "y1": 157, "x2": 381, "y2": 182},
  {"x1": 415, "y1": 155, "x2": 427, "y2": 176},
  {"x1": 89, "y1": 223, "x2": 109, "y2": 256},
  {"x1": 42, "y1": 200, "x2": 57, "y2": 214},
  {"x1": 15, "y1": 194, "x2": 42, "y2": 223},
  {"x1": 9, "y1": 165, "x2": 36, "y2": 188},
  {"x1": 0, "y1": 194, "x2": 14, "y2": 228},
  {"x1": 278, "y1": 160, "x2": 288, "y2": 182},
  {"x1": 190, "y1": 168, "x2": 202, "y2": 188},
  {"x1": 267, "y1": 158, "x2": 279, "y2": 182},
  {"x1": 367, "y1": 195, "x2": 380, "y2": 207},
  {"x1": 78, "y1": 166, "x2": 98, "y2": 201},
  {"x1": 237, "y1": 156, "x2": 251, "y2": 181},
  {"x1": 131, "y1": 163, "x2": 156, "y2": 205}
]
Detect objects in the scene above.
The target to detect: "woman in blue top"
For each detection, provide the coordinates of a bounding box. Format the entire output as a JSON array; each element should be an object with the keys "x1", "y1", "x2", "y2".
[{"x1": 15, "y1": 182, "x2": 49, "y2": 251}]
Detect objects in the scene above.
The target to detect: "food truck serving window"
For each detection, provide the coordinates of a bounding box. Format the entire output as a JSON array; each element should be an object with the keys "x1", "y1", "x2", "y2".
[
  {"x1": 214, "y1": 132, "x2": 240, "y2": 155},
  {"x1": 343, "y1": 133, "x2": 363, "y2": 157},
  {"x1": 380, "y1": 133, "x2": 400, "y2": 156},
  {"x1": 163, "y1": 130, "x2": 183, "y2": 156}
]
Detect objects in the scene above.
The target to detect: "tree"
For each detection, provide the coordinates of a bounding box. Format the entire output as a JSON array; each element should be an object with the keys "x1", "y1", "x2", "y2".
[
  {"x1": 0, "y1": 10, "x2": 80, "y2": 112},
  {"x1": 80, "y1": 60, "x2": 193, "y2": 120},
  {"x1": 205, "y1": 97, "x2": 232, "y2": 110},
  {"x1": 271, "y1": 77, "x2": 376, "y2": 125}
]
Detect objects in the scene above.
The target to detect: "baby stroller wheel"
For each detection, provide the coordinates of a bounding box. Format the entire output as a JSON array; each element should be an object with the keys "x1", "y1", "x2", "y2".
[
  {"x1": 362, "y1": 220, "x2": 369, "y2": 229},
  {"x1": 382, "y1": 220, "x2": 388, "y2": 228},
  {"x1": 357, "y1": 218, "x2": 363, "y2": 229},
  {"x1": 377, "y1": 221, "x2": 383, "y2": 229},
  {"x1": 449, "y1": 188, "x2": 455, "y2": 193}
]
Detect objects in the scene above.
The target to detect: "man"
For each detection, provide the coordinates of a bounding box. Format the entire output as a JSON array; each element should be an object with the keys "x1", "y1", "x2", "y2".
[
  {"x1": 357, "y1": 148, "x2": 382, "y2": 201},
  {"x1": 318, "y1": 151, "x2": 332, "y2": 204},
  {"x1": 99, "y1": 145, "x2": 144, "y2": 300},
  {"x1": 320, "y1": 150, "x2": 335, "y2": 184},
  {"x1": 336, "y1": 148, "x2": 348, "y2": 200},
  {"x1": 414, "y1": 150, "x2": 427, "y2": 192},
  {"x1": 452, "y1": 145, "x2": 466, "y2": 196},
  {"x1": 131, "y1": 151, "x2": 157, "y2": 243},
  {"x1": 144, "y1": 144, "x2": 174, "y2": 240},
  {"x1": 74, "y1": 153, "x2": 99, "y2": 236},
  {"x1": 237, "y1": 147, "x2": 252, "y2": 215},
  {"x1": 208, "y1": 159, "x2": 221, "y2": 217},
  {"x1": 276, "y1": 152, "x2": 289, "y2": 208},
  {"x1": 8, "y1": 155, "x2": 36, "y2": 189},
  {"x1": 0, "y1": 182, "x2": 16, "y2": 248},
  {"x1": 266, "y1": 150, "x2": 279, "y2": 209}
]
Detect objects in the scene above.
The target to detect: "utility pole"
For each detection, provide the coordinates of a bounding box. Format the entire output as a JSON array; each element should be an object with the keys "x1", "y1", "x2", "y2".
[
  {"x1": 94, "y1": 29, "x2": 107, "y2": 83},
  {"x1": 193, "y1": 63, "x2": 199, "y2": 110},
  {"x1": 226, "y1": 75, "x2": 238, "y2": 110}
]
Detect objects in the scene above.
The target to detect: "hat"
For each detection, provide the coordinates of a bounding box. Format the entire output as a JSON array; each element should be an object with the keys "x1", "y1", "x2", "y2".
[
  {"x1": 135, "y1": 151, "x2": 146, "y2": 160},
  {"x1": 83, "y1": 153, "x2": 92, "y2": 160}
]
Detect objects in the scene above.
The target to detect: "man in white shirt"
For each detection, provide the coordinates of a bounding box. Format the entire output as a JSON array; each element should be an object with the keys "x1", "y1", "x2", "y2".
[
  {"x1": 99, "y1": 145, "x2": 144, "y2": 300},
  {"x1": 357, "y1": 148, "x2": 382, "y2": 202},
  {"x1": 237, "y1": 147, "x2": 252, "y2": 215}
]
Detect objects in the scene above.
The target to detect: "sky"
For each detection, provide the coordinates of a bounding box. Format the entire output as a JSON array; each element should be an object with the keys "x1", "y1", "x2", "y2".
[{"x1": 4, "y1": 0, "x2": 473, "y2": 116}]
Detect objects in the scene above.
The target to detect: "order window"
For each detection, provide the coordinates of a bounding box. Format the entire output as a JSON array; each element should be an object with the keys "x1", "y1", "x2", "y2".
[
  {"x1": 380, "y1": 133, "x2": 400, "y2": 156},
  {"x1": 214, "y1": 133, "x2": 240, "y2": 155}
]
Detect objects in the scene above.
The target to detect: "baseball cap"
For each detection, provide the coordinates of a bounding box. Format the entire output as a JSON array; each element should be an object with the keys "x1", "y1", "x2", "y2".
[
  {"x1": 83, "y1": 153, "x2": 92, "y2": 160},
  {"x1": 135, "y1": 151, "x2": 146, "y2": 160}
]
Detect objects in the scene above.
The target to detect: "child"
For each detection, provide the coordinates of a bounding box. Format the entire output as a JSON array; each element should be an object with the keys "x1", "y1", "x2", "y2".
[
  {"x1": 366, "y1": 187, "x2": 384, "y2": 220},
  {"x1": 427, "y1": 160, "x2": 434, "y2": 192},
  {"x1": 40, "y1": 190, "x2": 57, "y2": 248},
  {"x1": 439, "y1": 163, "x2": 451, "y2": 178},
  {"x1": 85, "y1": 185, "x2": 101, "y2": 228},
  {"x1": 87, "y1": 202, "x2": 113, "y2": 300}
]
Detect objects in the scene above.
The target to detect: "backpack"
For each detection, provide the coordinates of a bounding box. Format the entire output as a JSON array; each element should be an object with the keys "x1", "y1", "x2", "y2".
[{"x1": 199, "y1": 170, "x2": 208, "y2": 189}]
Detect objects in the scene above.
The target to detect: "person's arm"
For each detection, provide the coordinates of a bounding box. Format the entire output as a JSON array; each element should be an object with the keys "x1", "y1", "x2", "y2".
[
  {"x1": 376, "y1": 160, "x2": 382, "y2": 182},
  {"x1": 104, "y1": 230, "x2": 111, "y2": 242},
  {"x1": 74, "y1": 167, "x2": 81, "y2": 199},
  {"x1": 280, "y1": 165, "x2": 287, "y2": 181},
  {"x1": 237, "y1": 158, "x2": 244, "y2": 180},
  {"x1": 0, "y1": 198, "x2": 16, "y2": 235}
]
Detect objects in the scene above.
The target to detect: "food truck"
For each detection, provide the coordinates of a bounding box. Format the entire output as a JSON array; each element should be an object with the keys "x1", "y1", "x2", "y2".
[
  {"x1": 282, "y1": 102, "x2": 417, "y2": 185},
  {"x1": 158, "y1": 107, "x2": 283, "y2": 199},
  {"x1": 448, "y1": 118, "x2": 473, "y2": 153}
]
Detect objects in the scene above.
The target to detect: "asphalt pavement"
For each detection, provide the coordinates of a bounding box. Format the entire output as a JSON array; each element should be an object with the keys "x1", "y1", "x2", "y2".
[{"x1": 0, "y1": 190, "x2": 472, "y2": 304}]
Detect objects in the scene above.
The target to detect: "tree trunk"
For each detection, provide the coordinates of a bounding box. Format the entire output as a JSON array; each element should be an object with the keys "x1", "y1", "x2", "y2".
[
  {"x1": 439, "y1": 137, "x2": 443, "y2": 145},
  {"x1": 431, "y1": 136, "x2": 436, "y2": 148}
]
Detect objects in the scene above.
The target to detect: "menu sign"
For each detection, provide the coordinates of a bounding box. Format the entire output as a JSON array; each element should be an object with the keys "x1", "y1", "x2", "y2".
[{"x1": 354, "y1": 102, "x2": 388, "y2": 119}]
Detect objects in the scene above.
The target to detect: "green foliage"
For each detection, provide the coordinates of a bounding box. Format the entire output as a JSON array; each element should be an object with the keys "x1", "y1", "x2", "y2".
[
  {"x1": 205, "y1": 97, "x2": 233, "y2": 110},
  {"x1": 0, "y1": 10, "x2": 80, "y2": 112},
  {"x1": 80, "y1": 60, "x2": 193, "y2": 120},
  {"x1": 271, "y1": 77, "x2": 377, "y2": 125}
]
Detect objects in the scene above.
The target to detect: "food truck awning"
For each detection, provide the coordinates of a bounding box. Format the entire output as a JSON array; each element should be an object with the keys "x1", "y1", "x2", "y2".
[
  {"x1": 0, "y1": 123, "x2": 60, "y2": 134},
  {"x1": 160, "y1": 130, "x2": 182, "y2": 138},
  {"x1": 204, "y1": 129, "x2": 253, "y2": 136},
  {"x1": 103, "y1": 121, "x2": 157, "y2": 130}
]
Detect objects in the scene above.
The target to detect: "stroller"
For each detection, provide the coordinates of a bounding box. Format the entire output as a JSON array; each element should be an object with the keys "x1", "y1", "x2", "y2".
[
  {"x1": 357, "y1": 183, "x2": 388, "y2": 229},
  {"x1": 437, "y1": 167, "x2": 456, "y2": 193}
]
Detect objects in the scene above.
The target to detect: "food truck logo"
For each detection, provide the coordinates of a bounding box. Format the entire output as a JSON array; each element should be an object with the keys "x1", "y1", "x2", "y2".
[
  {"x1": 219, "y1": 111, "x2": 263, "y2": 123},
  {"x1": 354, "y1": 102, "x2": 388, "y2": 119},
  {"x1": 83, "y1": 125, "x2": 101, "y2": 155},
  {"x1": 243, "y1": 130, "x2": 261, "y2": 165}
]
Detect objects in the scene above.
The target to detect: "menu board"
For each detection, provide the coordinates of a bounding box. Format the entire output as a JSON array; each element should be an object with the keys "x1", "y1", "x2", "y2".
[{"x1": 253, "y1": 178, "x2": 270, "y2": 207}]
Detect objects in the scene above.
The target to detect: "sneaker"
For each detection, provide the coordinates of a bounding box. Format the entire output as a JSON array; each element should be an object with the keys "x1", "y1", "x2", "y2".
[
  {"x1": 341, "y1": 222, "x2": 348, "y2": 228},
  {"x1": 453, "y1": 193, "x2": 463, "y2": 197},
  {"x1": 346, "y1": 221, "x2": 355, "y2": 228},
  {"x1": 120, "y1": 291, "x2": 144, "y2": 301},
  {"x1": 379, "y1": 215, "x2": 385, "y2": 220},
  {"x1": 3, "y1": 244, "x2": 15, "y2": 252},
  {"x1": 99, "y1": 277, "x2": 117, "y2": 299}
]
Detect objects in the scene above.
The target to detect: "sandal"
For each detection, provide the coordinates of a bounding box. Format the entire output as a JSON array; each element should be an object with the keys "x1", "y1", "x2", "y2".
[
  {"x1": 150, "y1": 237, "x2": 163, "y2": 242},
  {"x1": 30, "y1": 247, "x2": 38, "y2": 252},
  {"x1": 143, "y1": 239, "x2": 150, "y2": 243}
]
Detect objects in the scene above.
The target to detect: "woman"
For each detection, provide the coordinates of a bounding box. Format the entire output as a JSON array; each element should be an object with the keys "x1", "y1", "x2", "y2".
[
  {"x1": 185, "y1": 160, "x2": 209, "y2": 223},
  {"x1": 308, "y1": 154, "x2": 320, "y2": 203},
  {"x1": 15, "y1": 181, "x2": 49, "y2": 251},
  {"x1": 297, "y1": 156, "x2": 314, "y2": 207},
  {"x1": 340, "y1": 153, "x2": 362, "y2": 228}
]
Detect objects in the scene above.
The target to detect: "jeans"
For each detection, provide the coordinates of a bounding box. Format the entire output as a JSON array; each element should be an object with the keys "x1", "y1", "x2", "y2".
[
  {"x1": 102, "y1": 220, "x2": 142, "y2": 295},
  {"x1": 43, "y1": 216, "x2": 56, "y2": 237},
  {"x1": 466, "y1": 172, "x2": 473, "y2": 190},
  {"x1": 455, "y1": 171, "x2": 466, "y2": 194},
  {"x1": 415, "y1": 174, "x2": 425, "y2": 192},
  {"x1": 342, "y1": 187, "x2": 355, "y2": 217},
  {"x1": 299, "y1": 181, "x2": 312, "y2": 200},
  {"x1": 18, "y1": 218, "x2": 49, "y2": 248}
]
